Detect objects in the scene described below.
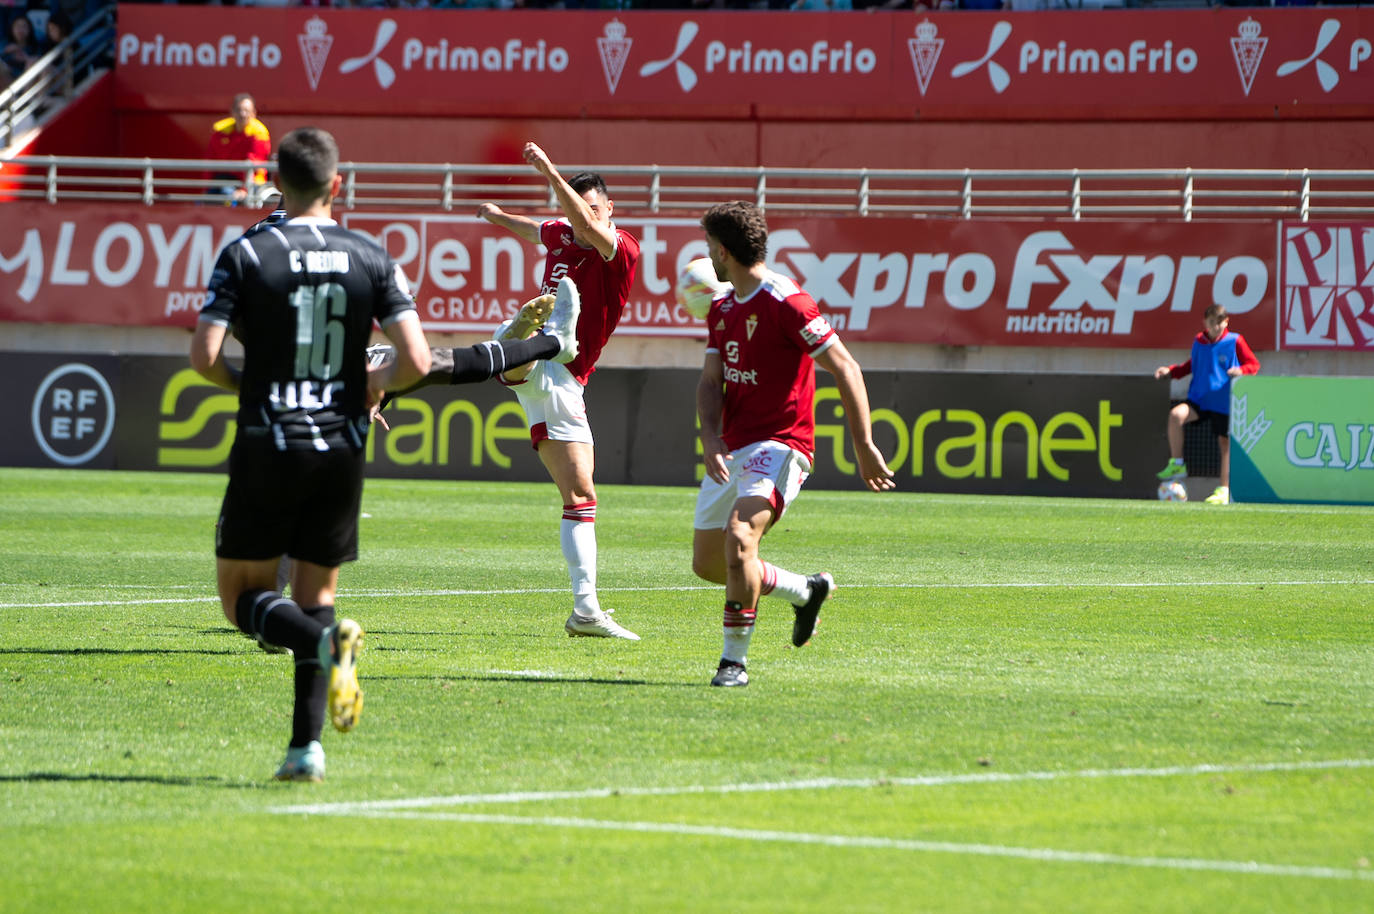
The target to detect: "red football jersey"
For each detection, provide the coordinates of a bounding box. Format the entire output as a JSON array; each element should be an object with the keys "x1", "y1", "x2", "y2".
[
  {"x1": 537, "y1": 220, "x2": 640, "y2": 385},
  {"x1": 706, "y1": 270, "x2": 836, "y2": 461}
]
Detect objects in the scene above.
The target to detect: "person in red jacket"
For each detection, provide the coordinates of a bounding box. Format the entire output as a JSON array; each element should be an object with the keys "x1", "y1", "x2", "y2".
[
  {"x1": 1153, "y1": 304, "x2": 1261, "y2": 505},
  {"x1": 207, "y1": 93, "x2": 271, "y2": 205}
]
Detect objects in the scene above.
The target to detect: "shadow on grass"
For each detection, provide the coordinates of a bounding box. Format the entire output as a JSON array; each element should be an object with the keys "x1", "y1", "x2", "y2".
[
  {"x1": 0, "y1": 648, "x2": 239, "y2": 656},
  {"x1": 368, "y1": 672, "x2": 693, "y2": 688},
  {"x1": 0, "y1": 771, "x2": 261, "y2": 789}
]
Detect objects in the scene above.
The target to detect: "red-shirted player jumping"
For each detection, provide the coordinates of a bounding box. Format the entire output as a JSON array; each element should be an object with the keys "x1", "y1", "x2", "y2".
[
  {"x1": 477, "y1": 143, "x2": 642, "y2": 641},
  {"x1": 692, "y1": 201, "x2": 894, "y2": 688}
]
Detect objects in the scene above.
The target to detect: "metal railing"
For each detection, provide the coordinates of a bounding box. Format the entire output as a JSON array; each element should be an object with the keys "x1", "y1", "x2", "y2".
[
  {"x1": 0, "y1": 6, "x2": 115, "y2": 151},
  {"x1": 2, "y1": 156, "x2": 1373, "y2": 223}
]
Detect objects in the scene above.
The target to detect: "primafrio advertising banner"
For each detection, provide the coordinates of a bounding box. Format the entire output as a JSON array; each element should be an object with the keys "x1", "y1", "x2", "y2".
[
  {"x1": 0, "y1": 201, "x2": 1287, "y2": 350},
  {"x1": 1230, "y1": 376, "x2": 1374, "y2": 505},
  {"x1": 112, "y1": 7, "x2": 1374, "y2": 120},
  {"x1": 5, "y1": 351, "x2": 1169, "y2": 498}
]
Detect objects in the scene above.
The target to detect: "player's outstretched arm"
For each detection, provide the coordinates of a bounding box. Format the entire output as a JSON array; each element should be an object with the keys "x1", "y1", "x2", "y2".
[
  {"x1": 814, "y1": 341, "x2": 895, "y2": 493},
  {"x1": 477, "y1": 202, "x2": 541, "y2": 245}
]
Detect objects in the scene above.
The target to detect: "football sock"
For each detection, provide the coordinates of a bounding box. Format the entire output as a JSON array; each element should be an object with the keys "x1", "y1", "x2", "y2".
[
  {"x1": 561, "y1": 502, "x2": 600, "y2": 617},
  {"x1": 759, "y1": 561, "x2": 809, "y2": 605},
  {"x1": 291, "y1": 604, "x2": 335, "y2": 748},
  {"x1": 234, "y1": 589, "x2": 323, "y2": 657},
  {"x1": 448, "y1": 338, "x2": 560, "y2": 384},
  {"x1": 722, "y1": 601, "x2": 756, "y2": 665}
]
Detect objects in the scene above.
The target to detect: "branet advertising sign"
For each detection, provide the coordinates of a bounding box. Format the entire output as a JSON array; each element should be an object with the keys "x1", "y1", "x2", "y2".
[
  {"x1": 6, "y1": 352, "x2": 1167, "y2": 498},
  {"x1": 111, "y1": 7, "x2": 1374, "y2": 119},
  {"x1": 0, "y1": 202, "x2": 1290, "y2": 350}
]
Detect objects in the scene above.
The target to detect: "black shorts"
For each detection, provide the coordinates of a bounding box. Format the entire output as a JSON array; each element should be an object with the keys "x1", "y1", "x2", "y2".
[
  {"x1": 1186, "y1": 401, "x2": 1230, "y2": 439},
  {"x1": 215, "y1": 429, "x2": 365, "y2": 566}
]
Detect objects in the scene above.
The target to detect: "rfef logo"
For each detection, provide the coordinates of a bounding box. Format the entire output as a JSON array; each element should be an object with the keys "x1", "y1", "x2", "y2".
[{"x1": 30, "y1": 363, "x2": 115, "y2": 466}]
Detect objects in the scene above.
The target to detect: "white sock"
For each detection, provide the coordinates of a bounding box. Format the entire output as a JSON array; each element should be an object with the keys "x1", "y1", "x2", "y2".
[
  {"x1": 561, "y1": 503, "x2": 599, "y2": 617},
  {"x1": 759, "y1": 560, "x2": 809, "y2": 605},
  {"x1": 722, "y1": 602, "x2": 755, "y2": 665}
]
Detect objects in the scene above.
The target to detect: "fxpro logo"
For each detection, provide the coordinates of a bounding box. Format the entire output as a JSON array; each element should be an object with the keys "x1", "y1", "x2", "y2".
[
  {"x1": 30, "y1": 363, "x2": 115, "y2": 466},
  {"x1": 638, "y1": 21, "x2": 877, "y2": 94},
  {"x1": 766, "y1": 228, "x2": 1267, "y2": 334}
]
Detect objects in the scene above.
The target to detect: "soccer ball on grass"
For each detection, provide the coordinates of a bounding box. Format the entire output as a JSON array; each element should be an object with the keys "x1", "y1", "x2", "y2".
[
  {"x1": 675, "y1": 257, "x2": 730, "y2": 320},
  {"x1": 1156, "y1": 480, "x2": 1188, "y2": 502}
]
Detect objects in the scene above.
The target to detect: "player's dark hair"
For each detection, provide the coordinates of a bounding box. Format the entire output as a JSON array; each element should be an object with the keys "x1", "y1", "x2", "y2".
[
  {"x1": 568, "y1": 172, "x2": 608, "y2": 200},
  {"x1": 701, "y1": 201, "x2": 768, "y2": 267},
  {"x1": 1204, "y1": 303, "x2": 1229, "y2": 322},
  {"x1": 232, "y1": 92, "x2": 255, "y2": 110},
  {"x1": 277, "y1": 127, "x2": 338, "y2": 200}
]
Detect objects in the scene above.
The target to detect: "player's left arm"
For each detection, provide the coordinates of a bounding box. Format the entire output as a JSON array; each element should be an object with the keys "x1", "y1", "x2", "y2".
[
  {"x1": 813, "y1": 340, "x2": 895, "y2": 492},
  {"x1": 189, "y1": 319, "x2": 239, "y2": 391},
  {"x1": 1230, "y1": 334, "x2": 1260, "y2": 377}
]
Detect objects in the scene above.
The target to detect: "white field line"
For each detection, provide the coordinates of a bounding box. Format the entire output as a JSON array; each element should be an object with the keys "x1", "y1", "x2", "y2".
[
  {"x1": 273, "y1": 757, "x2": 1374, "y2": 817},
  {"x1": 320, "y1": 810, "x2": 1374, "y2": 883},
  {"x1": 270, "y1": 758, "x2": 1374, "y2": 883},
  {"x1": 3, "y1": 579, "x2": 1373, "y2": 609}
]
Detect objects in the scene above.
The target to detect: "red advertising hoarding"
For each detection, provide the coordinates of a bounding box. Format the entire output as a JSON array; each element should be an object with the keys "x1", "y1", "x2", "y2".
[
  {"x1": 112, "y1": 7, "x2": 1374, "y2": 121},
  {"x1": 0, "y1": 201, "x2": 1293, "y2": 349},
  {"x1": 1278, "y1": 222, "x2": 1374, "y2": 351}
]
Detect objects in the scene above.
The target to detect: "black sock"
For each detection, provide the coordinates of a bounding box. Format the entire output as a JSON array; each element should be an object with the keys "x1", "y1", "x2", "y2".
[
  {"x1": 449, "y1": 337, "x2": 558, "y2": 384},
  {"x1": 234, "y1": 589, "x2": 323, "y2": 658},
  {"x1": 291, "y1": 604, "x2": 335, "y2": 748}
]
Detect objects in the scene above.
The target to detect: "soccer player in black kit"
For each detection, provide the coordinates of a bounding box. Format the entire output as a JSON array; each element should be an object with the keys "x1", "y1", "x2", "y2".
[{"x1": 190, "y1": 127, "x2": 581, "y2": 781}]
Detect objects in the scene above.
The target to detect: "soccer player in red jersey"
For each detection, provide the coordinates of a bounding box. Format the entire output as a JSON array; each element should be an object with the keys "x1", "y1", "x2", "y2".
[
  {"x1": 692, "y1": 201, "x2": 894, "y2": 687},
  {"x1": 477, "y1": 142, "x2": 642, "y2": 640}
]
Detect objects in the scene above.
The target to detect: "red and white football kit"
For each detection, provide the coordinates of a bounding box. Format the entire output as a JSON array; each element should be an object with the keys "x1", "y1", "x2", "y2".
[
  {"x1": 501, "y1": 219, "x2": 640, "y2": 448},
  {"x1": 694, "y1": 269, "x2": 837, "y2": 528},
  {"x1": 535, "y1": 219, "x2": 639, "y2": 387}
]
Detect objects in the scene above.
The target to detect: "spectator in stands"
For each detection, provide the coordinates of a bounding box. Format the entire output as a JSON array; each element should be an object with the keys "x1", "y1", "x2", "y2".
[
  {"x1": 1, "y1": 13, "x2": 40, "y2": 79},
  {"x1": 207, "y1": 92, "x2": 272, "y2": 206},
  {"x1": 47, "y1": 0, "x2": 98, "y2": 30}
]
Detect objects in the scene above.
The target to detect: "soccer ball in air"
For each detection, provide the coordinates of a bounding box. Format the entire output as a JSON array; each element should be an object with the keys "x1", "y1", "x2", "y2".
[
  {"x1": 675, "y1": 257, "x2": 729, "y2": 320},
  {"x1": 1156, "y1": 480, "x2": 1188, "y2": 502}
]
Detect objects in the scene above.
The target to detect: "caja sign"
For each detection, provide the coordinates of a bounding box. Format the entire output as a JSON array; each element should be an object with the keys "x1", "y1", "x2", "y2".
[{"x1": 1230, "y1": 376, "x2": 1374, "y2": 504}]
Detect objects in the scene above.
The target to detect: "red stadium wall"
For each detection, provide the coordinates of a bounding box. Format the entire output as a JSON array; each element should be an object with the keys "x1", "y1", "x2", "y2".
[
  {"x1": 44, "y1": 6, "x2": 1373, "y2": 170},
  {"x1": 108, "y1": 112, "x2": 1373, "y2": 173}
]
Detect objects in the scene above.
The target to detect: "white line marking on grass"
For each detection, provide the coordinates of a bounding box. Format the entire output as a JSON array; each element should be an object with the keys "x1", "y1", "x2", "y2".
[
  {"x1": 4, "y1": 579, "x2": 1371, "y2": 609},
  {"x1": 273, "y1": 757, "x2": 1374, "y2": 816},
  {"x1": 269, "y1": 758, "x2": 1374, "y2": 883},
  {"x1": 318, "y1": 810, "x2": 1374, "y2": 882}
]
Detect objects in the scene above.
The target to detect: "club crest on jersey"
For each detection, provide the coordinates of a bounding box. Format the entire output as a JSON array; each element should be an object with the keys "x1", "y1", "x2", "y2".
[
  {"x1": 801, "y1": 314, "x2": 833, "y2": 346},
  {"x1": 745, "y1": 314, "x2": 758, "y2": 340}
]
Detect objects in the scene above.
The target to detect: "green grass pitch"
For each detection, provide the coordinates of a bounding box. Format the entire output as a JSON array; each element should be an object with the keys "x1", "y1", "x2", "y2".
[{"x1": 1, "y1": 467, "x2": 1371, "y2": 913}]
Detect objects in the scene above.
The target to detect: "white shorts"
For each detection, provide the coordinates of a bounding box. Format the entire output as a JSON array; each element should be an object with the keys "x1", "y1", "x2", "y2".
[
  {"x1": 505, "y1": 361, "x2": 593, "y2": 449},
  {"x1": 693, "y1": 440, "x2": 811, "y2": 530}
]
